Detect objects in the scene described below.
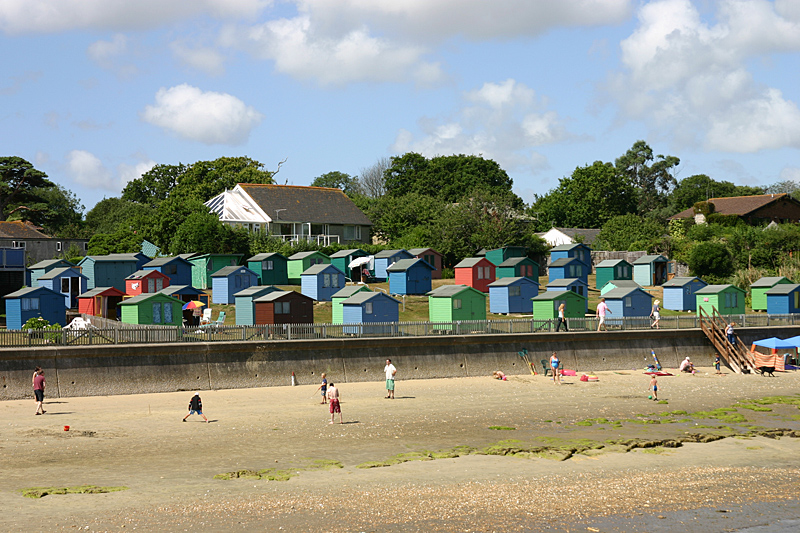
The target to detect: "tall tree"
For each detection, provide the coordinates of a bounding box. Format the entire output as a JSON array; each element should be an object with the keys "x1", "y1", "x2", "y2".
[
  {"x1": 359, "y1": 156, "x2": 390, "y2": 198},
  {"x1": 668, "y1": 174, "x2": 764, "y2": 213},
  {"x1": 310, "y1": 171, "x2": 360, "y2": 196},
  {"x1": 615, "y1": 141, "x2": 680, "y2": 213},
  {"x1": 0, "y1": 156, "x2": 55, "y2": 221},
  {"x1": 85, "y1": 198, "x2": 155, "y2": 235}
]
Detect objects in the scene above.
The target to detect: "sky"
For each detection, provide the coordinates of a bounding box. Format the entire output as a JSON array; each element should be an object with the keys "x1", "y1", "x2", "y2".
[{"x1": 2, "y1": 0, "x2": 799, "y2": 213}]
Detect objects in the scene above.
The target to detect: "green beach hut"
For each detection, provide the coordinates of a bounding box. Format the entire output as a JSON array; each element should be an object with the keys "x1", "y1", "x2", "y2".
[
  {"x1": 495, "y1": 256, "x2": 539, "y2": 281},
  {"x1": 187, "y1": 253, "x2": 242, "y2": 290},
  {"x1": 427, "y1": 285, "x2": 487, "y2": 323},
  {"x1": 750, "y1": 276, "x2": 793, "y2": 311},
  {"x1": 118, "y1": 292, "x2": 183, "y2": 326},
  {"x1": 329, "y1": 249, "x2": 368, "y2": 281},
  {"x1": 331, "y1": 285, "x2": 373, "y2": 324},
  {"x1": 287, "y1": 251, "x2": 330, "y2": 285},
  {"x1": 594, "y1": 259, "x2": 633, "y2": 290},
  {"x1": 484, "y1": 246, "x2": 527, "y2": 267},
  {"x1": 695, "y1": 284, "x2": 746, "y2": 316},
  {"x1": 246, "y1": 253, "x2": 288, "y2": 285},
  {"x1": 531, "y1": 290, "x2": 586, "y2": 320}
]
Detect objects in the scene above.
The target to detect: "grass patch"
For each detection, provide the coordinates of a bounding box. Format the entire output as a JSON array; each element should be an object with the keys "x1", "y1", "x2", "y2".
[
  {"x1": 20, "y1": 485, "x2": 127, "y2": 499},
  {"x1": 746, "y1": 446, "x2": 763, "y2": 450},
  {"x1": 638, "y1": 447, "x2": 670, "y2": 455},
  {"x1": 215, "y1": 459, "x2": 343, "y2": 480},
  {"x1": 488, "y1": 426, "x2": 516, "y2": 431},
  {"x1": 690, "y1": 408, "x2": 747, "y2": 424},
  {"x1": 737, "y1": 404, "x2": 773, "y2": 412},
  {"x1": 657, "y1": 400, "x2": 669, "y2": 405}
]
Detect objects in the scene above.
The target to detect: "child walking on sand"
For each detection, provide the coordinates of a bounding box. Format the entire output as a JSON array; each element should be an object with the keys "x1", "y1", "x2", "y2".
[
  {"x1": 327, "y1": 382, "x2": 342, "y2": 424},
  {"x1": 650, "y1": 375, "x2": 658, "y2": 401},
  {"x1": 316, "y1": 373, "x2": 328, "y2": 404},
  {"x1": 182, "y1": 392, "x2": 209, "y2": 423}
]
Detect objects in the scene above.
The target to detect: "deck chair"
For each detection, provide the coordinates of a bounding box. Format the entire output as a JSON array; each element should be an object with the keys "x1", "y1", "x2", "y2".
[
  {"x1": 200, "y1": 311, "x2": 226, "y2": 331},
  {"x1": 199, "y1": 308, "x2": 212, "y2": 325}
]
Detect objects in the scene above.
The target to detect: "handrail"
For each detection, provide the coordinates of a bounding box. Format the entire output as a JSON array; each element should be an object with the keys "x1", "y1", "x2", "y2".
[{"x1": 698, "y1": 306, "x2": 754, "y2": 374}]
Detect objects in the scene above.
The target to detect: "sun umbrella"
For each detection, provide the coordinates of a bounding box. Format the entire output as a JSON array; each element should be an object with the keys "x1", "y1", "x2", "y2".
[{"x1": 182, "y1": 300, "x2": 205, "y2": 310}]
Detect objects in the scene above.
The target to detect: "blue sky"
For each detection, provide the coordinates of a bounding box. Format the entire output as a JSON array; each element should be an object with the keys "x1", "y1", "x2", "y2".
[{"x1": 2, "y1": 0, "x2": 799, "y2": 212}]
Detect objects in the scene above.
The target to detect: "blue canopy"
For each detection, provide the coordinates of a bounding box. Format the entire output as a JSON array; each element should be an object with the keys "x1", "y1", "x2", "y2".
[{"x1": 751, "y1": 337, "x2": 798, "y2": 350}]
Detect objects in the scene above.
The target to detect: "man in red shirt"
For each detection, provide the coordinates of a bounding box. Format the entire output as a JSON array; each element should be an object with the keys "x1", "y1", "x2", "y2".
[{"x1": 33, "y1": 369, "x2": 46, "y2": 415}]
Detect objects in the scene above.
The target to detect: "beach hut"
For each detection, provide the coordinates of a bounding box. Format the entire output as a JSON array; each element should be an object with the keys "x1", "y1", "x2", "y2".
[
  {"x1": 187, "y1": 253, "x2": 243, "y2": 290},
  {"x1": 234, "y1": 285, "x2": 280, "y2": 326},
  {"x1": 387, "y1": 258, "x2": 434, "y2": 295},
  {"x1": 78, "y1": 286, "x2": 125, "y2": 319},
  {"x1": 211, "y1": 266, "x2": 259, "y2": 304},
  {"x1": 342, "y1": 292, "x2": 400, "y2": 334},
  {"x1": 118, "y1": 292, "x2": 183, "y2": 326},
  {"x1": 28, "y1": 259, "x2": 75, "y2": 288},
  {"x1": 495, "y1": 257, "x2": 539, "y2": 281},
  {"x1": 373, "y1": 249, "x2": 414, "y2": 281},
  {"x1": 331, "y1": 285, "x2": 373, "y2": 324},
  {"x1": 427, "y1": 285, "x2": 487, "y2": 322},
  {"x1": 329, "y1": 249, "x2": 369, "y2": 282},
  {"x1": 547, "y1": 278, "x2": 589, "y2": 313},
  {"x1": 157, "y1": 285, "x2": 210, "y2": 326},
  {"x1": 125, "y1": 269, "x2": 170, "y2": 297},
  {"x1": 594, "y1": 259, "x2": 633, "y2": 290},
  {"x1": 695, "y1": 284, "x2": 746, "y2": 316},
  {"x1": 662, "y1": 276, "x2": 707, "y2": 311},
  {"x1": 751, "y1": 276, "x2": 793, "y2": 311},
  {"x1": 4, "y1": 286, "x2": 67, "y2": 330},
  {"x1": 484, "y1": 246, "x2": 527, "y2": 267},
  {"x1": 600, "y1": 279, "x2": 642, "y2": 296},
  {"x1": 287, "y1": 251, "x2": 330, "y2": 284},
  {"x1": 531, "y1": 290, "x2": 586, "y2": 320},
  {"x1": 488, "y1": 277, "x2": 539, "y2": 314},
  {"x1": 142, "y1": 256, "x2": 193, "y2": 286},
  {"x1": 301, "y1": 263, "x2": 345, "y2": 301},
  {"x1": 765, "y1": 283, "x2": 800, "y2": 315},
  {"x1": 78, "y1": 253, "x2": 149, "y2": 291},
  {"x1": 549, "y1": 243, "x2": 592, "y2": 273},
  {"x1": 632, "y1": 254, "x2": 669, "y2": 287},
  {"x1": 602, "y1": 287, "x2": 654, "y2": 319},
  {"x1": 454, "y1": 257, "x2": 495, "y2": 293},
  {"x1": 36, "y1": 267, "x2": 88, "y2": 308},
  {"x1": 253, "y1": 290, "x2": 314, "y2": 324},
  {"x1": 408, "y1": 248, "x2": 444, "y2": 279},
  {"x1": 246, "y1": 253, "x2": 289, "y2": 286},
  {"x1": 547, "y1": 257, "x2": 588, "y2": 285}
]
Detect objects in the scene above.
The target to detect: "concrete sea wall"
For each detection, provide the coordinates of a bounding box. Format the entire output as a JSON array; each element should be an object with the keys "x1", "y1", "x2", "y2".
[{"x1": 1, "y1": 326, "x2": 797, "y2": 401}]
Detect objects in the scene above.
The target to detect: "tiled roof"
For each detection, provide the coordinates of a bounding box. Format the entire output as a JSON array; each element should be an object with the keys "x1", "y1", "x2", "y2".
[
  {"x1": 0, "y1": 221, "x2": 50, "y2": 239},
  {"x1": 669, "y1": 194, "x2": 794, "y2": 219},
  {"x1": 239, "y1": 184, "x2": 372, "y2": 225}
]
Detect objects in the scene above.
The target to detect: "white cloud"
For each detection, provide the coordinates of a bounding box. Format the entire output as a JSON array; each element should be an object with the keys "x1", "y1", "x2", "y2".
[
  {"x1": 118, "y1": 160, "x2": 157, "y2": 186},
  {"x1": 392, "y1": 79, "x2": 574, "y2": 177},
  {"x1": 0, "y1": 0, "x2": 270, "y2": 34},
  {"x1": 171, "y1": 42, "x2": 226, "y2": 76},
  {"x1": 65, "y1": 150, "x2": 155, "y2": 191},
  {"x1": 609, "y1": 0, "x2": 800, "y2": 153},
  {"x1": 87, "y1": 34, "x2": 127, "y2": 67},
  {"x1": 779, "y1": 167, "x2": 800, "y2": 182},
  {"x1": 141, "y1": 84, "x2": 263, "y2": 145}
]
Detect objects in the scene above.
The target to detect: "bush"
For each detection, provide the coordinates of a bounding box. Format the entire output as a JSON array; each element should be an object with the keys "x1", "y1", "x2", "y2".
[
  {"x1": 687, "y1": 241, "x2": 733, "y2": 279},
  {"x1": 23, "y1": 317, "x2": 62, "y2": 343},
  {"x1": 441, "y1": 268, "x2": 455, "y2": 279}
]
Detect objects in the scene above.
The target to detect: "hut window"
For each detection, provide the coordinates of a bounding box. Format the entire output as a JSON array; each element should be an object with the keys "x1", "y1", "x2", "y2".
[
  {"x1": 156, "y1": 279, "x2": 164, "y2": 291},
  {"x1": 62, "y1": 278, "x2": 70, "y2": 292},
  {"x1": 323, "y1": 274, "x2": 331, "y2": 288},
  {"x1": 425, "y1": 254, "x2": 435, "y2": 266},
  {"x1": 206, "y1": 262, "x2": 213, "y2": 271},
  {"x1": 21, "y1": 297, "x2": 40, "y2": 311},
  {"x1": 725, "y1": 292, "x2": 738, "y2": 308},
  {"x1": 148, "y1": 279, "x2": 155, "y2": 292},
  {"x1": 795, "y1": 292, "x2": 799, "y2": 308},
  {"x1": 509, "y1": 286, "x2": 521, "y2": 297},
  {"x1": 235, "y1": 276, "x2": 242, "y2": 288},
  {"x1": 153, "y1": 303, "x2": 162, "y2": 323},
  {"x1": 453, "y1": 298, "x2": 462, "y2": 310},
  {"x1": 276, "y1": 301, "x2": 290, "y2": 314},
  {"x1": 477, "y1": 267, "x2": 484, "y2": 280},
  {"x1": 164, "y1": 264, "x2": 177, "y2": 275},
  {"x1": 365, "y1": 302, "x2": 373, "y2": 314},
  {"x1": 264, "y1": 260, "x2": 273, "y2": 271},
  {"x1": 163, "y1": 302, "x2": 173, "y2": 323},
  {"x1": 625, "y1": 296, "x2": 632, "y2": 307},
  {"x1": 332, "y1": 275, "x2": 340, "y2": 288},
  {"x1": 56, "y1": 242, "x2": 63, "y2": 251}
]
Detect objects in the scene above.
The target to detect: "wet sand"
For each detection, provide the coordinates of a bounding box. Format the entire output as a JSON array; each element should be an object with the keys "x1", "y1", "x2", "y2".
[{"x1": 2, "y1": 366, "x2": 800, "y2": 532}]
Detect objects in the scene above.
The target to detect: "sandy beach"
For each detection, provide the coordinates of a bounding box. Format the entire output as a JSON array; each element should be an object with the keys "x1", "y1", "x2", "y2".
[{"x1": 2, "y1": 365, "x2": 800, "y2": 532}]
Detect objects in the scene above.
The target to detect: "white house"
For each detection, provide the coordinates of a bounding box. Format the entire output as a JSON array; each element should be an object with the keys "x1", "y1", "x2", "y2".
[{"x1": 538, "y1": 227, "x2": 601, "y2": 247}]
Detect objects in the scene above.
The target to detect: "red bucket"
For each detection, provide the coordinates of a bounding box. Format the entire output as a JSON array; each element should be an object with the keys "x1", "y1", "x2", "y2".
[{"x1": 63, "y1": 425, "x2": 70, "y2": 431}]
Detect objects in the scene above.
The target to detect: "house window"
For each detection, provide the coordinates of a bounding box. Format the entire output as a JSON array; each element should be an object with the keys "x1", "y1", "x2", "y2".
[
  {"x1": 323, "y1": 274, "x2": 331, "y2": 288},
  {"x1": 624, "y1": 297, "x2": 632, "y2": 307},
  {"x1": 12, "y1": 241, "x2": 25, "y2": 248},
  {"x1": 163, "y1": 302, "x2": 173, "y2": 323},
  {"x1": 264, "y1": 260, "x2": 273, "y2": 271},
  {"x1": 453, "y1": 298, "x2": 462, "y2": 310},
  {"x1": 311, "y1": 224, "x2": 324, "y2": 235},
  {"x1": 365, "y1": 302, "x2": 373, "y2": 314},
  {"x1": 21, "y1": 297, "x2": 40, "y2": 311},
  {"x1": 153, "y1": 302, "x2": 162, "y2": 323},
  {"x1": 56, "y1": 242, "x2": 63, "y2": 252},
  {"x1": 84, "y1": 242, "x2": 89, "y2": 251},
  {"x1": 509, "y1": 286, "x2": 521, "y2": 297},
  {"x1": 254, "y1": 223, "x2": 261, "y2": 232},
  {"x1": 61, "y1": 278, "x2": 70, "y2": 292},
  {"x1": 344, "y1": 225, "x2": 361, "y2": 240},
  {"x1": 275, "y1": 301, "x2": 290, "y2": 314}
]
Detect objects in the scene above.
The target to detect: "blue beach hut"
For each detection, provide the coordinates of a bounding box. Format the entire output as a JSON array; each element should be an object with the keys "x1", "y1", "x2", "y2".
[
  {"x1": 78, "y1": 253, "x2": 149, "y2": 291},
  {"x1": 633, "y1": 254, "x2": 669, "y2": 287},
  {"x1": 549, "y1": 243, "x2": 592, "y2": 273},
  {"x1": 603, "y1": 287, "x2": 654, "y2": 321},
  {"x1": 4, "y1": 286, "x2": 67, "y2": 330},
  {"x1": 548, "y1": 257, "x2": 588, "y2": 285},
  {"x1": 342, "y1": 292, "x2": 400, "y2": 335},
  {"x1": 301, "y1": 264, "x2": 345, "y2": 301},
  {"x1": 28, "y1": 259, "x2": 75, "y2": 288},
  {"x1": 765, "y1": 283, "x2": 800, "y2": 315},
  {"x1": 662, "y1": 276, "x2": 707, "y2": 312},
  {"x1": 234, "y1": 285, "x2": 280, "y2": 325},
  {"x1": 387, "y1": 258, "x2": 434, "y2": 295},
  {"x1": 211, "y1": 266, "x2": 259, "y2": 304},
  {"x1": 600, "y1": 279, "x2": 642, "y2": 296},
  {"x1": 373, "y1": 249, "x2": 414, "y2": 281},
  {"x1": 35, "y1": 267, "x2": 88, "y2": 309},
  {"x1": 547, "y1": 278, "x2": 589, "y2": 313},
  {"x1": 142, "y1": 256, "x2": 193, "y2": 286},
  {"x1": 332, "y1": 285, "x2": 373, "y2": 324},
  {"x1": 488, "y1": 277, "x2": 539, "y2": 314}
]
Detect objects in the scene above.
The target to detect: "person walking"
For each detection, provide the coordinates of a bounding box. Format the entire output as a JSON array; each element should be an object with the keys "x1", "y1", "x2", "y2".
[
  {"x1": 315, "y1": 373, "x2": 328, "y2": 404},
  {"x1": 327, "y1": 382, "x2": 342, "y2": 424},
  {"x1": 726, "y1": 322, "x2": 736, "y2": 345},
  {"x1": 650, "y1": 299, "x2": 661, "y2": 329},
  {"x1": 182, "y1": 392, "x2": 209, "y2": 423},
  {"x1": 33, "y1": 368, "x2": 46, "y2": 415},
  {"x1": 596, "y1": 298, "x2": 611, "y2": 331},
  {"x1": 555, "y1": 303, "x2": 568, "y2": 332},
  {"x1": 550, "y1": 352, "x2": 561, "y2": 385},
  {"x1": 384, "y1": 359, "x2": 397, "y2": 399}
]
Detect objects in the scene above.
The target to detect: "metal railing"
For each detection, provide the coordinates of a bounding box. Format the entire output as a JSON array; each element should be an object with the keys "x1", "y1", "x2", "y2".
[{"x1": 3, "y1": 313, "x2": 800, "y2": 348}]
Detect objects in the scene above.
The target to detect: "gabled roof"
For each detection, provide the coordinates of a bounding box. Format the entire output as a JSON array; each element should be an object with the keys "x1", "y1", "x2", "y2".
[
  {"x1": 488, "y1": 276, "x2": 539, "y2": 287},
  {"x1": 189, "y1": 253, "x2": 242, "y2": 260},
  {"x1": 288, "y1": 251, "x2": 327, "y2": 260},
  {"x1": 498, "y1": 257, "x2": 537, "y2": 267},
  {"x1": 695, "y1": 284, "x2": 745, "y2": 294},
  {"x1": 603, "y1": 287, "x2": 652, "y2": 299},
  {"x1": 632, "y1": 254, "x2": 667, "y2": 265},
  {"x1": 427, "y1": 284, "x2": 485, "y2": 298},
  {"x1": 342, "y1": 291, "x2": 399, "y2": 305},
  {"x1": 254, "y1": 290, "x2": 312, "y2": 302},
  {"x1": 332, "y1": 285, "x2": 372, "y2": 299},
  {"x1": 237, "y1": 184, "x2": 372, "y2": 225},
  {"x1": 539, "y1": 227, "x2": 601, "y2": 246},
  {"x1": 29, "y1": 259, "x2": 75, "y2": 270},
  {"x1": 454, "y1": 257, "x2": 490, "y2": 268},
  {"x1": 79, "y1": 286, "x2": 125, "y2": 298},
  {"x1": 212, "y1": 265, "x2": 257, "y2": 278},
  {"x1": 82, "y1": 253, "x2": 146, "y2": 263},
  {"x1": 177, "y1": 253, "x2": 198, "y2": 261},
  {"x1": 118, "y1": 292, "x2": 176, "y2": 305},
  {"x1": 126, "y1": 269, "x2": 166, "y2": 280},
  {"x1": 301, "y1": 263, "x2": 343, "y2": 276},
  {"x1": 4, "y1": 285, "x2": 64, "y2": 299},
  {"x1": 247, "y1": 252, "x2": 287, "y2": 262},
  {"x1": 548, "y1": 278, "x2": 587, "y2": 287},
  {"x1": 0, "y1": 221, "x2": 50, "y2": 239},
  {"x1": 143, "y1": 256, "x2": 192, "y2": 268},
  {"x1": 550, "y1": 243, "x2": 590, "y2": 252},
  {"x1": 602, "y1": 280, "x2": 641, "y2": 290},
  {"x1": 595, "y1": 259, "x2": 631, "y2": 268},
  {"x1": 662, "y1": 276, "x2": 705, "y2": 287},
  {"x1": 386, "y1": 258, "x2": 434, "y2": 272},
  {"x1": 375, "y1": 249, "x2": 411, "y2": 259},
  {"x1": 157, "y1": 285, "x2": 206, "y2": 296},
  {"x1": 549, "y1": 257, "x2": 582, "y2": 267},
  {"x1": 765, "y1": 283, "x2": 800, "y2": 295},
  {"x1": 532, "y1": 289, "x2": 586, "y2": 301},
  {"x1": 328, "y1": 249, "x2": 366, "y2": 259},
  {"x1": 233, "y1": 285, "x2": 279, "y2": 298},
  {"x1": 408, "y1": 248, "x2": 441, "y2": 256},
  {"x1": 670, "y1": 193, "x2": 798, "y2": 219},
  {"x1": 38, "y1": 267, "x2": 87, "y2": 280},
  {"x1": 751, "y1": 276, "x2": 792, "y2": 288}
]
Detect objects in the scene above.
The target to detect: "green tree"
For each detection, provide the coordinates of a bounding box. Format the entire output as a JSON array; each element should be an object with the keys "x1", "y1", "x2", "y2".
[
  {"x1": 687, "y1": 241, "x2": 734, "y2": 279},
  {"x1": 310, "y1": 171, "x2": 360, "y2": 196},
  {"x1": 594, "y1": 214, "x2": 666, "y2": 251},
  {"x1": 615, "y1": 141, "x2": 680, "y2": 213},
  {"x1": 531, "y1": 161, "x2": 637, "y2": 229},
  {"x1": 669, "y1": 174, "x2": 764, "y2": 213},
  {"x1": 85, "y1": 198, "x2": 155, "y2": 235},
  {"x1": 169, "y1": 212, "x2": 249, "y2": 256},
  {"x1": 136, "y1": 197, "x2": 210, "y2": 252},
  {"x1": 87, "y1": 227, "x2": 144, "y2": 255},
  {"x1": 23, "y1": 184, "x2": 86, "y2": 236},
  {"x1": 0, "y1": 156, "x2": 56, "y2": 221},
  {"x1": 357, "y1": 193, "x2": 445, "y2": 244}
]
